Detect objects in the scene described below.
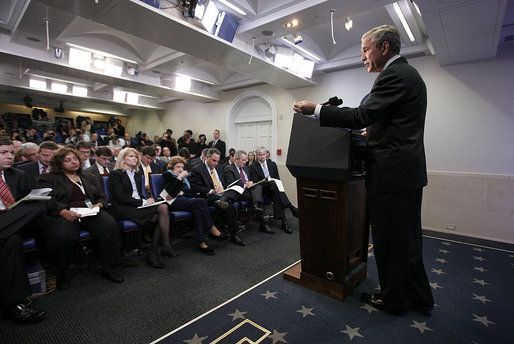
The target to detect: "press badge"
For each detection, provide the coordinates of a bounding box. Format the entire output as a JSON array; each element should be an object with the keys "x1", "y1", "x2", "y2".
[{"x1": 85, "y1": 200, "x2": 93, "y2": 208}]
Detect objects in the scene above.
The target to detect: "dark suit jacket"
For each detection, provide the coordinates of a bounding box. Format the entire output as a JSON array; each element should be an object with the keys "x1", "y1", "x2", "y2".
[
  {"x1": 17, "y1": 161, "x2": 40, "y2": 188},
  {"x1": 319, "y1": 57, "x2": 427, "y2": 192},
  {"x1": 138, "y1": 161, "x2": 162, "y2": 174},
  {"x1": 35, "y1": 172, "x2": 107, "y2": 217},
  {"x1": 190, "y1": 162, "x2": 228, "y2": 198},
  {"x1": 83, "y1": 162, "x2": 116, "y2": 183},
  {"x1": 153, "y1": 158, "x2": 167, "y2": 172},
  {"x1": 224, "y1": 163, "x2": 250, "y2": 188},
  {"x1": 208, "y1": 139, "x2": 226, "y2": 159},
  {"x1": 249, "y1": 159, "x2": 280, "y2": 182},
  {"x1": 107, "y1": 169, "x2": 146, "y2": 220},
  {"x1": 3, "y1": 168, "x2": 32, "y2": 203},
  {"x1": 161, "y1": 172, "x2": 196, "y2": 198}
]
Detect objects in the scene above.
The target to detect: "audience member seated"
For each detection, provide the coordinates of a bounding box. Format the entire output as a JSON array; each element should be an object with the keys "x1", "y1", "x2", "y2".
[
  {"x1": 224, "y1": 150, "x2": 274, "y2": 234},
  {"x1": 35, "y1": 148, "x2": 125, "y2": 290},
  {"x1": 89, "y1": 133, "x2": 105, "y2": 148},
  {"x1": 107, "y1": 134, "x2": 124, "y2": 148},
  {"x1": 75, "y1": 141, "x2": 95, "y2": 170},
  {"x1": 160, "y1": 147, "x2": 172, "y2": 162},
  {"x1": 139, "y1": 146, "x2": 163, "y2": 195},
  {"x1": 22, "y1": 127, "x2": 39, "y2": 144},
  {"x1": 14, "y1": 142, "x2": 39, "y2": 167},
  {"x1": 220, "y1": 149, "x2": 235, "y2": 169},
  {"x1": 84, "y1": 146, "x2": 115, "y2": 183},
  {"x1": 18, "y1": 141, "x2": 59, "y2": 188},
  {"x1": 123, "y1": 133, "x2": 137, "y2": 148},
  {"x1": 190, "y1": 148, "x2": 246, "y2": 246},
  {"x1": 177, "y1": 147, "x2": 192, "y2": 172},
  {"x1": 65, "y1": 128, "x2": 90, "y2": 145},
  {"x1": 151, "y1": 144, "x2": 167, "y2": 171},
  {"x1": 246, "y1": 151, "x2": 255, "y2": 166},
  {"x1": 158, "y1": 132, "x2": 177, "y2": 156},
  {"x1": 108, "y1": 148, "x2": 175, "y2": 268},
  {"x1": 249, "y1": 146, "x2": 298, "y2": 234},
  {"x1": 0, "y1": 137, "x2": 47, "y2": 323},
  {"x1": 162, "y1": 156, "x2": 229, "y2": 255}
]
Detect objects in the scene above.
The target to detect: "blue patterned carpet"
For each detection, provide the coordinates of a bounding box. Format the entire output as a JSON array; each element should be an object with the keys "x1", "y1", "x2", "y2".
[{"x1": 153, "y1": 236, "x2": 514, "y2": 344}]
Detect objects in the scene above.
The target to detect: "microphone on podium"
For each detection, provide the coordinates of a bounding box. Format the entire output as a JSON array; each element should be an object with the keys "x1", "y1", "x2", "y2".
[{"x1": 321, "y1": 96, "x2": 343, "y2": 106}]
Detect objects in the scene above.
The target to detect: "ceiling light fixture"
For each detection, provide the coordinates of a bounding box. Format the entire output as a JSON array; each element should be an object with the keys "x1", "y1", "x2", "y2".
[
  {"x1": 66, "y1": 43, "x2": 138, "y2": 64},
  {"x1": 393, "y1": 2, "x2": 415, "y2": 42},
  {"x1": 217, "y1": 0, "x2": 246, "y2": 16},
  {"x1": 175, "y1": 73, "x2": 215, "y2": 85},
  {"x1": 284, "y1": 19, "x2": 299, "y2": 28},
  {"x1": 345, "y1": 17, "x2": 353, "y2": 31},
  {"x1": 280, "y1": 37, "x2": 321, "y2": 62}
]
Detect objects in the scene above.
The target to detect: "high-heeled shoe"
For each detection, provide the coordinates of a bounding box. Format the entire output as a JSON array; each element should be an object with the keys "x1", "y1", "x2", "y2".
[
  {"x1": 159, "y1": 245, "x2": 179, "y2": 258},
  {"x1": 146, "y1": 251, "x2": 164, "y2": 268}
]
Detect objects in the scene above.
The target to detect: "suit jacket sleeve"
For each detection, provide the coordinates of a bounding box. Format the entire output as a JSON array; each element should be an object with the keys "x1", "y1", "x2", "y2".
[
  {"x1": 81, "y1": 172, "x2": 108, "y2": 207},
  {"x1": 190, "y1": 165, "x2": 212, "y2": 197},
  {"x1": 224, "y1": 164, "x2": 245, "y2": 188},
  {"x1": 35, "y1": 173, "x2": 71, "y2": 216},
  {"x1": 5, "y1": 168, "x2": 32, "y2": 201},
  {"x1": 248, "y1": 163, "x2": 262, "y2": 183}
]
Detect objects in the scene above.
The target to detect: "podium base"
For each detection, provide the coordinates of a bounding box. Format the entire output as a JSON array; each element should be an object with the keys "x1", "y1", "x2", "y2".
[{"x1": 283, "y1": 262, "x2": 367, "y2": 301}]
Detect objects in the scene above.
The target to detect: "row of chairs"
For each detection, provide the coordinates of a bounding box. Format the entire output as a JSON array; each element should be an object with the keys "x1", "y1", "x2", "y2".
[{"x1": 23, "y1": 173, "x2": 249, "y2": 252}]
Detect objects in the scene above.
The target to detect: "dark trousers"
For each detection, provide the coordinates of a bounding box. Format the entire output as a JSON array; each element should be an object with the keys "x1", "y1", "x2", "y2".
[
  {"x1": 0, "y1": 235, "x2": 31, "y2": 308},
  {"x1": 0, "y1": 202, "x2": 46, "y2": 240},
  {"x1": 207, "y1": 190, "x2": 239, "y2": 237},
  {"x1": 170, "y1": 197, "x2": 213, "y2": 243},
  {"x1": 261, "y1": 181, "x2": 291, "y2": 221},
  {"x1": 368, "y1": 188, "x2": 434, "y2": 312},
  {"x1": 42, "y1": 210, "x2": 122, "y2": 279}
]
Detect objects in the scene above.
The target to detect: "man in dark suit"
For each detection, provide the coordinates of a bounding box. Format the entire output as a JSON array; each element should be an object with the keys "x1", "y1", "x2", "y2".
[
  {"x1": 151, "y1": 144, "x2": 168, "y2": 171},
  {"x1": 84, "y1": 146, "x2": 116, "y2": 184},
  {"x1": 208, "y1": 129, "x2": 226, "y2": 159},
  {"x1": 293, "y1": 25, "x2": 433, "y2": 315},
  {"x1": 0, "y1": 138, "x2": 46, "y2": 323},
  {"x1": 225, "y1": 150, "x2": 274, "y2": 234},
  {"x1": 249, "y1": 146, "x2": 298, "y2": 234},
  {"x1": 18, "y1": 141, "x2": 59, "y2": 188},
  {"x1": 76, "y1": 141, "x2": 95, "y2": 169},
  {"x1": 190, "y1": 148, "x2": 245, "y2": 246},
  {"x1": 89, "y1": 133, "x2": 105, "y2": 148},
  {"x1": 139, "y1": 146, "x2": 163, "y2": 197}
]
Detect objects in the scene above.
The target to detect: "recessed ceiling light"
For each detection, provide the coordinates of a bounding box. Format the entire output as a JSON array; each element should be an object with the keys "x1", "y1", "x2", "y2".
[
  {"x1": 262, "y1": 30, "x2": 274, "y2": 37},
  {"x1": 152, "y1": 70, "x2": 161, "y2": 74},
  {"x1": 26, "y1": 37, "x2": 41, "y2": 42}
]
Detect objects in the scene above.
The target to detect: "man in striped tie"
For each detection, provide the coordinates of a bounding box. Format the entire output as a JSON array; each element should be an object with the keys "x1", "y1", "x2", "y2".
[{"x1": 0, "y1": 137, "x2": 46, "y2": 323}]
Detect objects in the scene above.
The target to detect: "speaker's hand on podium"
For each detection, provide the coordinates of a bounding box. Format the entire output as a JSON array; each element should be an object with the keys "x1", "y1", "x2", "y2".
[{"x1": 293, "y1": 101, "x2": 317, "y2": 115}]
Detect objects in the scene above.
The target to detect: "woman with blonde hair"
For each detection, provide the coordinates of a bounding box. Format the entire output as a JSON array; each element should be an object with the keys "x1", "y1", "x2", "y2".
[
  {"x1": 162, "y1": 156, "x2": 228, "y2": 255},
  {"x1": 108, "y1": 148, "x2": 175, "y2": 268}
]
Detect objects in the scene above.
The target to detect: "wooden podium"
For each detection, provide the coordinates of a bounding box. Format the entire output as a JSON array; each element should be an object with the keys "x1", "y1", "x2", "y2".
[{"x1": 283, "y1": 114, "x2": 369, "y2": 301}]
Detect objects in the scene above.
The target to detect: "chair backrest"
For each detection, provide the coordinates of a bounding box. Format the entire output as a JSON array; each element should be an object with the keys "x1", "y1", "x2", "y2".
[
  {"x1": 141, "y1": 173, "x2": 148, "y2": 198},
  {"x1": 101, "y1": 175, "x2": 110, "y2": 198},
  {"x1": 149, "y1": 173, "x2": 163, "y2": 199}
]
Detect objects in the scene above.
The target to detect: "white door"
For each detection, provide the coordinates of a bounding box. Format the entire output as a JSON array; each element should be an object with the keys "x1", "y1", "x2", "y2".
[{"x1": 235, "y1": 121, "x2": 272, "y2": 154}]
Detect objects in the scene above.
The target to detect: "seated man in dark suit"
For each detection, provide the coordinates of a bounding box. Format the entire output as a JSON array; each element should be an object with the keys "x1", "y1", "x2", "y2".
[
  {"x1": 0, "y1": 137, "x2": 46, "y2": 323},
  {"x1": 18, "y1": 141, "x2": 59, "y2": 188},
  {"x1": 84, "y1": 146, "x2": 116, "y2": 184},
  {"x1": 89, "y1": 132, "x2": 105, "y2": 148},
  {"x1": 190, "y1": 148, "x2": 246, "y2": 246},
  {"x1": 225, "y1": 150, "x2": 274, "y2": 234},
  {"x1": 139, "y1": 146, "x2": 163, "y2": 197},
  {"x1": 13, "y1": 142, "x2": 40, "y2": 168},
  {"x1": 151, "y1": 144, "x2": 167, "y2": 171},
  {"x1": 249, "y1": 146, "x2": 298, "y2": 234}
]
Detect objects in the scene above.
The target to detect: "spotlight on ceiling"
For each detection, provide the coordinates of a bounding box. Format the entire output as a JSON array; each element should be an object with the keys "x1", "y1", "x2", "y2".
[
  {"x1": 345, "y1": 17, "x2": 353, "y2": 31},
  {"x1": 284, "y1": 19, "x2": 299, "y2": 28},
  {"x1": 23, "y1": 94, "x2": 33, "y2": 108}
]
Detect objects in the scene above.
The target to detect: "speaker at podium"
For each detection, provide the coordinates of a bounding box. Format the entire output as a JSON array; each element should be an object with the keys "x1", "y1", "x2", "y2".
[{"x1": 283, "y1": 113, "x2": 369, "y2": 301}]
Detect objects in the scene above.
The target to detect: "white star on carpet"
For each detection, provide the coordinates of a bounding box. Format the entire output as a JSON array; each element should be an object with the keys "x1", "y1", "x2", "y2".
[
  {"x1": 296, "y1": 306, "x2": 315, "y2": 318},
  {"x1": 409, "y1": 320, "x2": 433, "y2": 334},
  {"x1": 472, "y1": 314, "x2": 496, "y2": 327},
  {"x1": 261, "y1": 290, "x2": 278, "y2": 300},
  {"x1": 438, "y1": 249, "x2": 450, "y2": 254},
  {"x1": 360, "y1": 303, "x2": 378, "y2": 314},
  {"x1": 183, "y1": 333, "x2": 208, "y2": 344},
  {"x1": 430, "y1": 282, "x2": 443, "y2": 290},
  {"x1": 368, "y1": 252, "x2": 375, "y2": 258},
  {"x1": 431, "y1": 268, "x2": 446, "y2": 275},
  {"x1": 473, "y1": 247, "x2": 483, "y2": 252},
  {"x1": 341, "y1": 325, "x2": 364, "y2": 340},
  {"x1": 473, "y1": 266, "x2": 488, "y2": 272},
  {"x1": 441, "y1": 241, "x2": 452, "y2": 246},
  {"x1": 268, "y1": 329, "x2": 288, "y2": 344},
  {"x1": 473, "y1": 279, "x2": 490, "y2": 286},
  {"x1": 473, "y1": 256, "x2": 486, "y2": 262},
  {"x1": 228, "y1": 309, "x2": 247, "y2": 321},
  {"x1": 435, "y1": 258, "x2": 449, "y2": 264},
  {"x1": 375, "y1": 283, "x2": 381, "y2": 291},
  {"x1": 472, "y1": 294, "x2": 492, "y2": 304}
]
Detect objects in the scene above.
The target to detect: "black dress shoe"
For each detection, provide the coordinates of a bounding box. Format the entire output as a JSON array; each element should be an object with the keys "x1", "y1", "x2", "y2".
[
  {"x1": 209, "y1": 232, "x2": 229, "y2": 241},
  {"x1": 159, "y1": 245, "x2": 179, "y2": 258},
  {"x1": 100, "y1": 268, "x2": 125, "y2": 283},
  {"x1": 213, "y1": 200, "x2": 229, "y2": 210},
  {"x1": 197, "y1": 246, "x2": 215, "y2": 255},
  {"x1": 360, "y1": 292, "x2": 407, "y2": 315},
  {"x1": 116, "y1": 258, "x2": 139, "y2": 267},
  {"x1": 230, "y1": 235, "x2": 246, "y2": 246},
  {"x1": 260, "y1": 223, "x2": 275, "y2": 234},
  {"x1": 281, "y1": 222, "x2": 293, "y2": 234},
  {"x1": 3, "y1": 303, "x2": 46, "y2": 324},
  {"x1": 289, "y1": 206, "x2": 299, "y2": 218},
  {"x1": 252, "y1": 205, "x2": 263, "y2": 216}
]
